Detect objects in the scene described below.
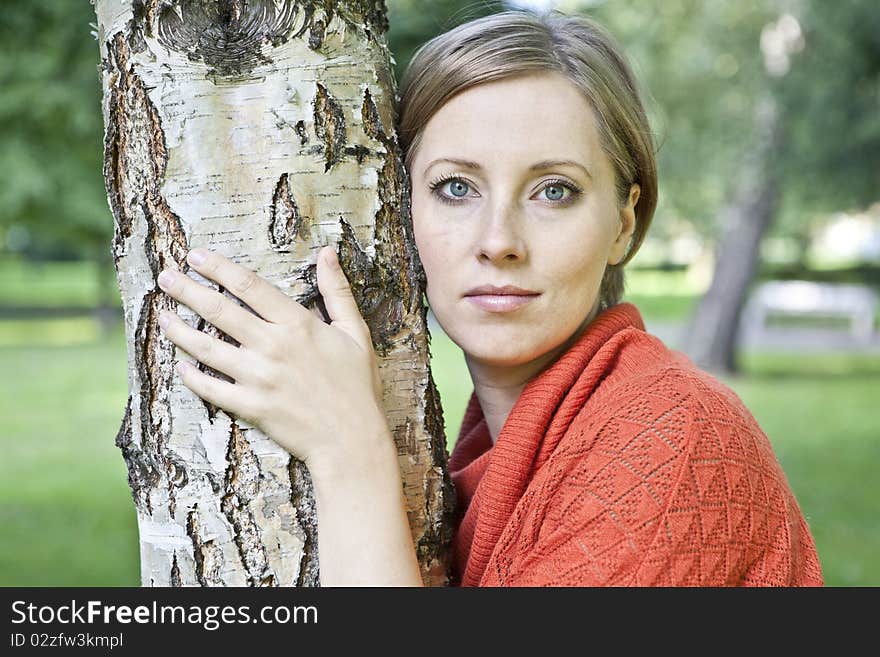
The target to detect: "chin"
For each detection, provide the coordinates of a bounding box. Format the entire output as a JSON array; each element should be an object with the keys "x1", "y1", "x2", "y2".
[
  {"x1": 465, "y1": 345, "x2": 528, "y2": 366},
  {"x1": 456, "y1": 331, "x2": 550, "y2": 368}
]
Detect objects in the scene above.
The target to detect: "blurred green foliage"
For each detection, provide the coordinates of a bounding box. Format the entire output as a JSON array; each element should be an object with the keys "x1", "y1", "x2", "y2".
[
  {"x1": 587, "y1": 0, "x2": 880, "y2": 247},
  {"x1": 387, "y1": 0, "x2": 507, "y2": 79},
  {"x1": 0, "y1": 0, "x2": 107, "y2": 260}
]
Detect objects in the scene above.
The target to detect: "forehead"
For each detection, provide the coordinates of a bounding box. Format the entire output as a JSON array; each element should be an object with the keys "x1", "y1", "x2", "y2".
[{"x1": 414, "y1": 71, "x2": 603, "y2": 175}]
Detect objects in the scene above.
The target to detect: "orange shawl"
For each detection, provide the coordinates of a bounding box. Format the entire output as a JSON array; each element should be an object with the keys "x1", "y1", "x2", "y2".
[{"x1": 448, "y1": 302, "x2": 823, "y2": 586}]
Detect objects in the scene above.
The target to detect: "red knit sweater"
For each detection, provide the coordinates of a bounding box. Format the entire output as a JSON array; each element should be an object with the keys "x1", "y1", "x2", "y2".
[{"x1": 448, "y1": 302, "x2": 823, "y2": 586}]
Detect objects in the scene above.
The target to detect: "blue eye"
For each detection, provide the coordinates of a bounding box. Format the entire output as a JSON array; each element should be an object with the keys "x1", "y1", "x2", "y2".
[
  {"x1": 537, "y1": 178, "x2": 582, "y2": 205},
  {"x1": 447, "y1": 180, "x2": 470, "y2": 197},
  {"x1": 543, "y1": 184, "x2": 566, "y2": 201},
  {"x1": 428, "y1": 175, "x2": 475, "y2": 205}
]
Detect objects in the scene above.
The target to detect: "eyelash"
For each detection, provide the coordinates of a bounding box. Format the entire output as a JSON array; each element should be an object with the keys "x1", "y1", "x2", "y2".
[{"x1": 427, "y1": 174, "x2": 584, "y2": 207}]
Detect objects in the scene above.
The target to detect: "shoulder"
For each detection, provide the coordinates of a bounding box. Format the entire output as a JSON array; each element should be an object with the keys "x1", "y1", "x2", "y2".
[
  {"x1": 579, "y1": 324, "x2": 764, "y2": 444},
  {"x1": 535, "y1": 328, "x2": 788, "y2": 528},
  {"x1": 558, "y1": 333, "x2": 777, "y2": 485},
  {"x1": 534, "y1": 339, "x2": 818, "y2": 582}
]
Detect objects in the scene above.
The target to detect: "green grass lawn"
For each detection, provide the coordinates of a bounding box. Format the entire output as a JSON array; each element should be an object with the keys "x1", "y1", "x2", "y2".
[
  {"x1": 0, "y1": 255, "x2": 113, "y2": 308},
  {"x1": 1, "y1": 260, "x2": 877, "y2": 586},
  {"x1": 725, "y1": 352, "x2": 880, "y2": 586},
  {"x1": 0, "y1": 321, "x2": 138, "y2": 586},
  {"x1": 624, "y1": 267, "x2": 701, "y2": 321}
]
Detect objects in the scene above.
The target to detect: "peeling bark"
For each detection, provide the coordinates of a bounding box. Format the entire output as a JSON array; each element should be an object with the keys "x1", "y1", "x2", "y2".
[
  {"x1": 269, "y1": 173, "x2": 309, "y2": 248},
  {"x1": 95, "y1": 0, "x2": 453, "y2": 586}
]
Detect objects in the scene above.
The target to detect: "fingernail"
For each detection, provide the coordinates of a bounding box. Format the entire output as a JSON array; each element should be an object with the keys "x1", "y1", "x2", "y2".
[
  {"x1": 187, "y1": 249, "x2": 207, "y2": 267},
  {"x1": 158, "y1": 270, "x2": 175, "y2": 289},
  {"x1": 158, "y1": 311, "x2": 170, "y2": 329},
  {"x1": 176, "y1": 361, "x2": 190, "y2": 376},
  {"x1": 325, "y1": 247, "x2": 338, "y2": 269}
]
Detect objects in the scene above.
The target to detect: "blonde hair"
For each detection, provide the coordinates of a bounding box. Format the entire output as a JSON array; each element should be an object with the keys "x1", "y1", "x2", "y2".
[{"x1": 396, "y1": 8, "x2": 657, "y2": 309}]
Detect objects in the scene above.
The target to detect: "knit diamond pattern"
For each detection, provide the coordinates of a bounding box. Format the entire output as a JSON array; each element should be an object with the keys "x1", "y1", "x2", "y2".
[{"x1": 448, "y1": 302, "x2": 823, "y2": 587}]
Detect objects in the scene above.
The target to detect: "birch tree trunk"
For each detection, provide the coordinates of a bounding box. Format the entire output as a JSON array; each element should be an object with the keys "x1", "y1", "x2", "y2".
[{"x1": 94, "y1": 0, "x2": 454, "y2": 586}]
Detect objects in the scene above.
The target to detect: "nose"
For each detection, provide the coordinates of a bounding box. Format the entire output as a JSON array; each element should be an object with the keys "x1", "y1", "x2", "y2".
[{"x1": 475, "y1": 198, "x2": 527, "y2": 263}]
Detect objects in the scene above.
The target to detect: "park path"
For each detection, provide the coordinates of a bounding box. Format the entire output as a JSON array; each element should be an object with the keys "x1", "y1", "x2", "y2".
[{"x1": 646, "y1": 320, "x2": 880, "y2": 353}]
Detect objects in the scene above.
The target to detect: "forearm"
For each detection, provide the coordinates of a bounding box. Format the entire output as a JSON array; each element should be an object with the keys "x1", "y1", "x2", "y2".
[{"x1": 307, "y1": 422, "x2": 424, "y2": 587}]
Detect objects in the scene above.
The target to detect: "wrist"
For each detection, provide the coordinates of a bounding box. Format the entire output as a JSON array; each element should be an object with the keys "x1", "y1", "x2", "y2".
[
  {"x1": 305, "y1": 412, "x2": 399, "y2": 489},
  {"x1": 305, "y1": 423, "x2": 422, "y2": 587}
]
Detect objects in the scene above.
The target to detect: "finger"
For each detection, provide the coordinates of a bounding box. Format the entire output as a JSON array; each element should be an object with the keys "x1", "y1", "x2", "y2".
[
  {"x1": 159, "y1": 310, "x2": 249, "y2": 383},
  {"x1": 157, "y1": 265, "x2": 266, "y2": 347},
  {"x1": 185, "y1": 248, "x2": 304, "y2": 325},
  {"x1": 175, "y1": 359, "x2": 252, "y2": 421},
  {"x1": 316, "y1": 245, "x2": 372, "y2": 351}
]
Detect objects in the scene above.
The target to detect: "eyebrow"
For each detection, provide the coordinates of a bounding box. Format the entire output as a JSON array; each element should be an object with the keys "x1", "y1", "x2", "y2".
[{"x1": 423, "y1": 157, "x2": 592, "y2": 180}]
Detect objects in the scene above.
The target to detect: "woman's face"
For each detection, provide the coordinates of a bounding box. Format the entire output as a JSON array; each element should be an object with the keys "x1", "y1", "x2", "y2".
[{"x1": 409, "y1": 71, "x2": 638, "y2": 374}]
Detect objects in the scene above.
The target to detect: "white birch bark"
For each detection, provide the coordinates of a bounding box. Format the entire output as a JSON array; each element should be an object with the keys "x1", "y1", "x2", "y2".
[{"x1": 94, "y1": 0, "x2": 454, "y2": 586}]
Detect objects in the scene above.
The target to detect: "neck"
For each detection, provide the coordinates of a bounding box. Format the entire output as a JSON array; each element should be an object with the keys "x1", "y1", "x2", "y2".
[{"x1": 465, "y1": 300, "x2": 603, "y2": 444}]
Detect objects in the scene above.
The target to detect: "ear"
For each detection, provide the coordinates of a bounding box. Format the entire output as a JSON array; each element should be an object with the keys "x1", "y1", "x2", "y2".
[{"x1": 607, "y1": 183, "x2": 640, "y2": 266}]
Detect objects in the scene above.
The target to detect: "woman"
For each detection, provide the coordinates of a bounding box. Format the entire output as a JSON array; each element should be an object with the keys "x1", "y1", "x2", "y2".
[{"x1": 155, "y1": 9, "x2": 823, "y2": 586}]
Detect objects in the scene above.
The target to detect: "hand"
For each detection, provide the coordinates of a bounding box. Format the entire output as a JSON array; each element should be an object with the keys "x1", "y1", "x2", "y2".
[{"x1": 155, "y1": 245, "x2": 388, "y2": 468}]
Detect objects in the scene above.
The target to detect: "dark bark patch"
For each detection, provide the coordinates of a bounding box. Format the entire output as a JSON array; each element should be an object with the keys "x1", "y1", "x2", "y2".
[
  {"x1": 295, "y1": 261, "x2": 331, "y2": 325},
  {"x1": 221, "y1": 422, "x2": 275, "y2": 586},
  {"x1": 390, "y1": 389, "x2": 455, "y2": 587},
  {"x1": 166, "y1": 453, "x2": 189, "y2": 489},
  {"x1": 313, "y1": 83, "x2": 347, "y2": 173},
  {"x1": 384, "y1": 143, "x2": 427, "y2": 315},
  {"x1": 116, "y1": 394, "x2": 162, "y2": 518},
  {"x1": 186, "y1": 504, "x2": 226, "y2": 586},
  {"x1": 288, "y1": 459, "x2": 319, "y2": 586},
  {"x1": 308, "y1": 17, "x2": 325, "y2": 50},
  {"x1": 360, "y1": 87, "x2": 386, "y2": 143},
  {"x1": 130, "y1": 289, "x2": 176, "y2": 517},
  {"x1": 114, "y1": 395, "x2": 134, "y2": 451},
  {"x1": 132, "y1": 1, "x2": 388, "y2": 81},
  {"x1": 105, "y1": 85, "x2": 131, "y2": 264},
  {"x1": 170, "y1": 552, "x2": 182, "y2": 586},
  {"x1": 155, "y1": 0, "x2": 299, "y2": 80},
  {"x1": 415, "y1": 374, "x2": 456, "y2": 585},
  {"x1": 335, "y1": 0, "x2": 389, "y2": 39},
  {"x1": 344, "y1": 143, "x2": 372, "y2": 164},
  {"x1": 336, "y1": 218, "x2": 404, "y2": 356},
  {"x1": 392, "y1": 416, "x2": 418, "y2": 458},
  {"x1": 105, "y1": 32, "x2": 187, "y2": 271},
  {"x1": 269, "y1": 173, "x2": 309, "y2": 248},
  {"x1": 294, "y1": 120, "x2": 309, "y2": 146}
]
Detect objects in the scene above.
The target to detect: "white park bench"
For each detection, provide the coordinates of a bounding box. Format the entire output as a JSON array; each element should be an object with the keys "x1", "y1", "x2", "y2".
[{"x1": 742, "y1": 280, "x2": 879, "y2": 342}]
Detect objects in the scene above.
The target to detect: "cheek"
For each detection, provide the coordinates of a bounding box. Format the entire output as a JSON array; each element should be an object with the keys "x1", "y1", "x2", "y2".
[
  {"x1": 543, "y1": 230, "x2": 614, "y2": 295},
  {"x1": 412, "y1": 218, "x2": 438, "y2": 276},
  {"x1": 412, "y1": 203, "x2": 456, "y2": 281}
]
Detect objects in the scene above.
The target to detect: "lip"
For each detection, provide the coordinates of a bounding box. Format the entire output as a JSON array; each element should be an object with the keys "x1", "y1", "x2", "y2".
[
  {"x1": 464, "y1": 284, "x2": 539, "y2": 296},
  {"x1": 463, "y1": 285, "x2": 541, "y2": 313}
]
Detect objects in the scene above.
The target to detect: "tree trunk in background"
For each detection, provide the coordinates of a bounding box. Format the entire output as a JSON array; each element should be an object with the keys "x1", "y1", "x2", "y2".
[
  {"x1": 684, "y1": 96, "x2": 782, "y2": 375},
  {"x1": 94, "y1": 0, "x2": 453, "y2": 586}
]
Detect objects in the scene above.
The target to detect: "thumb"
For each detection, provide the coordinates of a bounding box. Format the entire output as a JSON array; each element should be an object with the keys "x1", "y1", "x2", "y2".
[{"x1": 317, "y1": 245, "x2": 371, "y2": 349}]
